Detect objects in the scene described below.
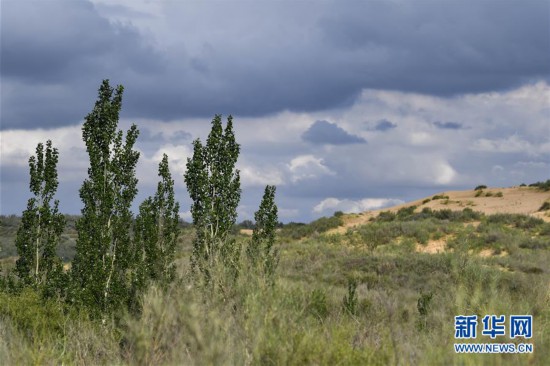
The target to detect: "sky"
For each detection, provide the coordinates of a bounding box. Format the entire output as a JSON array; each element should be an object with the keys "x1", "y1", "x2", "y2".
[{"x1": 1, "y1": 0, "x2": 549, "y2": 223}]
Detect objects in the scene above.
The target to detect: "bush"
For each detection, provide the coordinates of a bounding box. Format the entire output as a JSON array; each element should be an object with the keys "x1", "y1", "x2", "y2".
[
  {"x1": 0, "y1": 289, "x2": 65, "y2": 341},
  {"x1": 342, "y1": 280, "x2": 358, "y2": 316},
  {"x1": 397, "y1": 205, "x2": 417, "y2": 219},
  {"x1": 474, "y1": 185, "x2": 487, "y2": 191},
  {"x1": 280, "y1": 216, "x2": 344, "y2": 239},
  {"x1": 529, "y1": 179, "x2": 550, "y2": 191},
  {"x1": 308, "y1": 289, "x2": 329, "y2": 319},
  {"x1": 377, "y1": 211, "x2": 396, "y2": 222},
  {"x1": 416, "y1": 291, "x2": 433, "y2": 330},
  {"x1": 539, "y1": 202, "x2": 550, "y2": 212}
]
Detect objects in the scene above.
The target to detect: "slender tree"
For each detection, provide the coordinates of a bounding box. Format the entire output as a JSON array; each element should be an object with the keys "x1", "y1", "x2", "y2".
[
  {"x1": 70, "y1": 80, "x2": 140, "y2": 317},
  {"x1": 15, "y1": 140, "x2": 65, "y2": 289},
  {"x1": 247, "y1": 185, "x2": 279, "y2": 279},
  {"x1": 134, "y1": 154, "x2": 180, "y2": 292},
  {"x1": 184, "y1": 115, "x2": 241, "y2": 280}
]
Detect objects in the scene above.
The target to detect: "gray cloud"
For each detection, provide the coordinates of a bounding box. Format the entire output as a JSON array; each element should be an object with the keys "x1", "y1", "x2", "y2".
[
  {"x1": 2, "y1": 0, "x2": 549, "y2": 130},
  {"x1": 1, "y1": 0, "x2": 549, "y2": 223},
  {"x1": 302, "y1": 120, "x2": 366, "y2": 145},
  {"x1": 371, "y1": 119, "x2": 398, "y2": 131},
  {"x1": 433, "y1": 121, "x2": 465, "y2": 130}
]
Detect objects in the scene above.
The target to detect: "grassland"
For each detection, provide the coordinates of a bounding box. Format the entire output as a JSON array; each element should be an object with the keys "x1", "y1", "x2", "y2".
[{"x1": 1, "y1": 203, "x2": 549, "y2": 365}]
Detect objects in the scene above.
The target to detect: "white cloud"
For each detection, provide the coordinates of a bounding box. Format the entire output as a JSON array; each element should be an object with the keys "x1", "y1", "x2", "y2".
[
  {"x1": 239, "y1": 164, "x2": 285, "y2": 187},
  {"x1": 434, "y1": 161, "x2": 457, "y2": 185},
  {"x1": 287, "y1": 154, "x2": 334, "y2": 183},
  {"x1": 313, "y1": 197, "x2": 404, "y2": 215},
  {"x1": 278, "y1": 207, "x2": 299, "y2": 219},
  {"x1": 179, "y1": 210, "x2": 192, "y2": 221},
  {"x1": 471, "y1": 135, "x2": 533, "y2": 154}
]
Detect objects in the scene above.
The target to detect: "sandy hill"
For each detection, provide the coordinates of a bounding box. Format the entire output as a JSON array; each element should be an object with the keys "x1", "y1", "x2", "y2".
[{"x1": 332, "y1": 186, "x2": 550, "y2": 234}]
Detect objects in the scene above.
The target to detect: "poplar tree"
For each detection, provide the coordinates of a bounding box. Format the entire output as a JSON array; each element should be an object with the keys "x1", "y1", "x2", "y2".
[
  {"x1": 70, "y1": 80, "x2": 140, "y2": 316},
  {"x1": 247, "y1": 185, "x2": 279, "y2": 278},
  {"x1": 15, "y1": 140, "x2": 65, "y2": 289},
  {"x1": 184, "y1": 115, "x2": 241, "y2": 280},
  {"x1": 134, "y1": 154, "x2": 180, "y2": 292}
]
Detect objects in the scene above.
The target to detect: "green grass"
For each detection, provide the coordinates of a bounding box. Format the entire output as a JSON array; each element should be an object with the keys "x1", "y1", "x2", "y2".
[{"x1": 1, "y1": 210, "x2": 549, "y2": 365}]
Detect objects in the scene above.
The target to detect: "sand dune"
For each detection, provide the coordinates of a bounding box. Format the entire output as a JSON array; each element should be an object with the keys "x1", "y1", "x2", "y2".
[{"x1": 331, "y1": 186, "x2": 550, "y2": 234}]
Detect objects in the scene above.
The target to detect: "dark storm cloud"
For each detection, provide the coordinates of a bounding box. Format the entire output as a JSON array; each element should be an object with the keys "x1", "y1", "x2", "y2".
[
  {"x1": 302, "y1": 120, "x2": 366, "y2": 145},
  {"x1": 433, "y1": 121, "x2": 465, "y2": 130},
  {"x1": 371, "y1": 119, "x2": 398, "y2": 132},
  {"x1": 1, "y1": 0, "x2": 549, "y2": 130},
  {"x1": 1, "y1": 0, "x2": 164, "y2": 129}
]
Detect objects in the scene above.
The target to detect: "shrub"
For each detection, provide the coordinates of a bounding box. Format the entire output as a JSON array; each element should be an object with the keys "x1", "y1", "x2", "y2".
[
  {"x1": 377, "y1": 211, "x2": 396, "y2": 222},
  {"x1": 416, "y1": 291, "x2": 433, "y2": 330},
  {"x1": 529, "y1": 179, "x2": 550, "y2": 191},
  {"x1": 495, "y1": 192, "x2": 504, "y2": 197},
  {"x1": 308, "y1": 289, "x2": 329, "y2": 319},
  {"x1": 539, "y1": 202, "x2": 550, "y2": 212},
  {"x1": 422, "y1": 198, "x2": 431, "y2": 205},
  {"x1": 342, "y1": 280, "x2": 358, "y2": 316},
  {"x1": 397, "y1": 205, "x2": 417, "y2": 219},
  {"x1": 0, "y1": 289, "x2": 65, "y2": 341},
  {"x1": 474, "y1": 185, "x2": 487, "y2": 191},
  {"x1": 475, "y1": 190, "x2": 483, "y2": 197}
]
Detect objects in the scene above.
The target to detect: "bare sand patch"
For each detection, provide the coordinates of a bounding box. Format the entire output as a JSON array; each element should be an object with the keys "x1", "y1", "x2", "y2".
[
  {"x1": 416, "y1": 239, "x2": 447, "y2": 254},
  {"x1": 240, "y1": 229, "x2": 253, "y2": 236},
  {"x1": 475, "y1": 249, "x2": 508, "y2": 258}
]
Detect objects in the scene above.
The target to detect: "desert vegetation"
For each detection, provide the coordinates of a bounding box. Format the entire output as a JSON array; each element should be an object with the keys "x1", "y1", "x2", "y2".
[{"x1": 1, "y1": 81, "x2": 549, "y2": 365}]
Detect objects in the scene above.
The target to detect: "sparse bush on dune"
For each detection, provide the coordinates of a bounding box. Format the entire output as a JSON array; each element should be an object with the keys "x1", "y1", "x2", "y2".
[
  {"x1": 529, "y1": 179, "x2": 550, "y2": 191},
  {"x1": 539, "y1": 201, "x2": 550, "y2": 211}
]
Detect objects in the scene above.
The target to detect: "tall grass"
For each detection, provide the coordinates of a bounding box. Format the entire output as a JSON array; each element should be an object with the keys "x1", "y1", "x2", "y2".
[{"x1": 1, "y1": 210, "x2": 549, "y2": 365}]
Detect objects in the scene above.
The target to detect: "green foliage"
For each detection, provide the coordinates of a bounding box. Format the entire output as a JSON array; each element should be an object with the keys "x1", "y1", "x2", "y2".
[
  {"x1": 529, "y1": 179, "x2": 550, "y2": 191},
  {"x1": 237, "y1": 220, "x2": 255, "y2": 229},
  {"x1": 431, "y1": 194, "x2": 449, "y2": 200},
  {"x1": 247, "y1": 185, "x2": 279, "y2": 279},
  {"x1": 397, "y1": 205, "x2": 417, "y2": 219},
  {"x1": 184, "y1": 115, "x2": 241, "y2": 282},
  {"x1": 2, "y1": 208, "x2": 550, "y2": 364},
  {"x1": 15, "y1": 140, "x2": 65, "y2": 291},
  {"x1": 342, "y1": 279, "x2": 358, "y2": 316},
  {"x1": 373, "y1": 207, "x2": 482, "y2": 223},
  {"x1": 0, "y1": 288, "x2": 65, "y2": 341},
  {"x1": 280, "y1": 215, "x2": 343, "y2": 240},
  {"x1": 133, "y1": 154, "x2": 180, "y2": 303},
  {"x1": 308, "y1": 288, "x2": 329, "y2": 319},
  {"x1": 416, "y1": 291, "x2": 433, "y2": 330},
  {"x1": 539, "y1": 201, "x2": 550, "y2": 211},
  {"x1": 474, "y1": 185, "x2": 487, "y2": 191},
  {"x1": 70, "y1": 80, "x2": 141, "y2": 317}
]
